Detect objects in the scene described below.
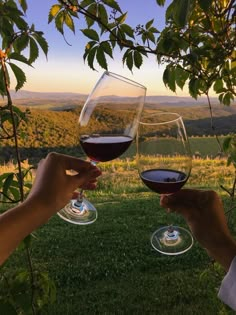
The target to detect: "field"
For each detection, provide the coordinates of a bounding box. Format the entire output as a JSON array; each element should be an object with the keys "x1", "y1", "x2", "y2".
[{"x1": 1, "y1": 157, "x2": 236, "y2": 314}]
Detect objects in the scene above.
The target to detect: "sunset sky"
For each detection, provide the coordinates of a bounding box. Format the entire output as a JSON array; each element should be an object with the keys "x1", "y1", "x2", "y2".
[{"x1": 20, "y1": 0, "x2": 189, "y2": 97}]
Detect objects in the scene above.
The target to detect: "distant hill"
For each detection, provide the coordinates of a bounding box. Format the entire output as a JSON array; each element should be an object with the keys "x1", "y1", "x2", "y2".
[
  {"x1": 145, "y1": 95, "x2": 220, "y2": 106},
  {"x1": 9, "y1": 90, "x2": 88, "y2": 101},
  {"x1": 0, "y1": 89, "x2": 233, "y2": 113},
  {"x1": 5, "y1": 90, "x2": 229, "y2": 109}
]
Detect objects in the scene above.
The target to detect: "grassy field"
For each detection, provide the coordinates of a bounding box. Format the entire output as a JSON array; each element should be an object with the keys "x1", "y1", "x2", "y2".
[{"x1": 1, "y1": 158, "x2": 236, "y2": 314}]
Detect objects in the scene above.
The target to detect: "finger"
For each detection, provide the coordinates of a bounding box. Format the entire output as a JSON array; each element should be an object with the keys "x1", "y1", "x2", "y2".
[
  {"x1": 81, "y1": 182, "x2": 97, "y2": 190},
  {"x1": 69, "y1": 168, "x2": 100, "y2": 188},
  {"x1": 46, "y1": 152, "x2": 96, "y2": 173},
  {"x1": 160, "y1": 189, "x2": 213, "y2": 216}
]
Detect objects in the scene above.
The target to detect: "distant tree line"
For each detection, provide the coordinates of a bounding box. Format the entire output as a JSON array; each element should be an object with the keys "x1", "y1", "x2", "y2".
[{"x1": 0, "y1": 106, "x2": 236, "y2": 163}]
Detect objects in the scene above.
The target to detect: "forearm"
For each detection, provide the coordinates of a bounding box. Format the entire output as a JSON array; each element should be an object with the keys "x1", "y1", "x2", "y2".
[
  {"x1": 206, "y1": 237, "x2": 236, "y2": 271},
  {"x1": 0, "y1": 199, "x2": 53, "y2": 265}
]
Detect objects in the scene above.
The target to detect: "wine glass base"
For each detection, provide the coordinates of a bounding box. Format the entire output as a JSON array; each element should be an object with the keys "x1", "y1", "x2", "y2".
[
  {"x1": 57, "y1": 198, "x2": 97, "y2": 225},
  {"x1": 151, "y1": 226, "x2": 193, "y2": 255}
]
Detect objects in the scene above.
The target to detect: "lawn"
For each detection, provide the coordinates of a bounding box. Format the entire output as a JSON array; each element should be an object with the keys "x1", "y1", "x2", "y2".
[{"x1": 1, "y1": 158, "x2": 236, "y2": 314}]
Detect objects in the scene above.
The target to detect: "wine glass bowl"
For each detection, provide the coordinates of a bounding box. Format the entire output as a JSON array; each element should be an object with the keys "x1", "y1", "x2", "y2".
[
  {"x1": 58, "y1": 71, "x2": 146, "y2": 224},
  {"x1": 137, "y1": 112, "x2": 193, "y2": 255}
]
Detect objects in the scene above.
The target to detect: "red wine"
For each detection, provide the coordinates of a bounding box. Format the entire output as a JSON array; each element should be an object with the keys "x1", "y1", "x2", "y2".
[
  {"x1": 140, "y1": 169, "x2": 187, "y2": 194},
  {"x1": 80, "y1": 135, "x2": 133, "y2": 162}
]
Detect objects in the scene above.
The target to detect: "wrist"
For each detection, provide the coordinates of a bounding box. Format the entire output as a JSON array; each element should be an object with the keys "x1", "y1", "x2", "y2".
[
  {"x1": 207, "y1": 237, "x2": 236, "y2": 271},
  {"x1": 22, "y1": 196, "x2": 56, "y2": 225}
]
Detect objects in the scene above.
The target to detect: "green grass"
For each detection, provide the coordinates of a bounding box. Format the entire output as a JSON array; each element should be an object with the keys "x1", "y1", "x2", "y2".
[{"x1": 1, "y1": 159, "x2": 236, "y2": 314}]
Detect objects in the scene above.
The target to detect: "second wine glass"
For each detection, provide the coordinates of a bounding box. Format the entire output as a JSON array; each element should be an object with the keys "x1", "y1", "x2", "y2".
[
  {"x1": 58, "y1": 71, "x2": 146, "y2": 225},
  {"x1": 136, "y1": 112, "x2": 193, "y2": 255}
]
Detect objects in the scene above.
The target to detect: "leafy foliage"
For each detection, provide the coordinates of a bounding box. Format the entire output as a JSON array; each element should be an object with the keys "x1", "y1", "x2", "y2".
[
  {"x1": 49, "y1": 0, "x2": 235, "y2": 105},
  {"x1": 0, "y1": 1, "x2": 53, "y2": 314},
  {"x1": 0, "y1": 1, "x2": 48, "y2": 95}
]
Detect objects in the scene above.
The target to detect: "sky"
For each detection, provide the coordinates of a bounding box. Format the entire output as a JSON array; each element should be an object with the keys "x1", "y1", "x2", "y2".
[{"x1": 19, "y1": 0, "x2": 189, "y2": 97}]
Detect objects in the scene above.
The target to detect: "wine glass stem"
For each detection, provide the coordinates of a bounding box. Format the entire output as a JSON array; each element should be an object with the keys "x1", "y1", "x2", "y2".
[
  {"x1": 166, "y1": 224, "x2": 179, "y2": 240},
  {"x1": 167, "y1": 224, "x2": 174, "y2": 236}
]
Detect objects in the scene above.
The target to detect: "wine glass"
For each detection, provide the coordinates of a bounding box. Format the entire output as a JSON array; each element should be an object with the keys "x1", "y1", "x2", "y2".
[
  {"x1": 136, "y1": 112, "x2": 193, "y2": 255},
  {"x1": 58, "y1": 71, "x2": 146, "y2": 225}
]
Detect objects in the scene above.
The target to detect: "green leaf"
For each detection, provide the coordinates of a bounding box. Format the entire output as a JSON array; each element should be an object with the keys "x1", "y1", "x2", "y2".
[
  {"x1": 96, "y1": 46, "x2": 108, "y2": 70},
  {"x1": 149, "y1": 26, "x2": 159, "y2": 33},
  {"x1": 0, "y1": 172, "x2": 14, "y2": 183},
  {"x1": 189, "y1": 77, "x2": 199, "y2": 99},
  {"x1": 54, "y1": 10, "x2": 65, "y2": 35},
  {"x1": 223, "y1": 92, "x2": 234, "y2": 106},
  {"x1": 8, "y1": 52, "x2": 31, "y2": 65},
  {"x1": 223, "y1": 136, "x2": 232, "y2": 152},
  {"x1": 156, "y1": 0, "x2": 166, "y2": 6},
  {"x1": 80, "y1": 0, "x2": 96, "y2": 8},
  {"x1": 101, "y1": 0, "x2": 122, "y2": 13},
  {"x1": 116, "y1": 12, "x2": 127, "y2": 24},
  {"x1": 109, "y1": 30, "x2": 117, "y2": 48},
  {"x1": 98, "y1": 4, "x2": 108, "y2": 26},
  {"x1": 81, "y1": 28, "x2": 99, "y2": 41},
  {"x1": 198, "y1": 0, "x2": 212, "y2": 12},
  {"x1": 9, "y1": 186, "x2": 20, "y2": 201},
  {"x1": 10, "y1": 13, "x2": 28, "y2": 30},
  {"x1": 100, "y1": 41, "x2": 113, "y2": 58},
  {"x1": 133, "y1": 50, "x2": 143, "y2": 69},
  {"x1": 18, "y1": 0, "x2": 28, "y2": 13},
  {"x1": 28, "y1": 38, "x2": 39, "y2": 64},
  {"x1": 64, "y1": 12, "x2": 75, "y2": 33},
  {"x1": 146, "y1": 19, "x2": 154, "y2": 30},
  {"x1": 161, "y1": 36, "x2": 174, "y2": 53},
  {"x1": 0, "y1": 65, "x2": 10, "y2": 95},
  {"x1": 0, "y1": 68, "x2": 7, "y2": 96},
  {"x1": 120, "y1": 24, "x2": 134, "y2": 38},
  {"x1": 87, "y1": 46, "x2": 98, "y2": 70},
  {"x1": 85, "y1": 16, "x2": 95, "y2": 28},
  {"x1": 13, "y1": 34, "x2": 29, "y2": 53},
  {"x1": 48, "y1": 4, "x2": 62, "y2": 23},
  {"x1": 3, "y1": 173, "x2": 14, "y2": 197},
  {"x1": 141, "y1": 33, "x2": 148, "y2": 45},
  {"x1": 175, "y1": 67, "x2": 189, "y2": 90},
  {"x1": 213, "y1": 79, "x2": 224, "y2": 93},
  {"x1": 9, "y1": 63, "x2": 26, "y2": 91},
  {"x1": 146, "y1": 31, "x2": 156, "y2": 44},
  {"x1": 85, "y1": 3, "x2": 97, "y2": 27},
  {"x1": 0, "y1": 17, "x2": 14, "y2": 46},
  {"x1": 32, "y1": 32, "x2": 48, "y2": 57},
  {"x1": 173, "y1": 0, "x2": 190, "y2": 28},
  {"x1": 122, "y1": 50, "x2": 133, "y2": 72},
  {"x1": 163, "y1": 66, "x2": 176, "y2": 92}
]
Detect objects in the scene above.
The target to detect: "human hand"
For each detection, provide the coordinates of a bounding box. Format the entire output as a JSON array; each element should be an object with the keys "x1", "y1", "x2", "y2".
[
  {"x1": 160, "y1": 189, "x2": 236, "y2": 270},
  {"x1": 27, "y1": 152, "x2": 101, "y2": 215}
]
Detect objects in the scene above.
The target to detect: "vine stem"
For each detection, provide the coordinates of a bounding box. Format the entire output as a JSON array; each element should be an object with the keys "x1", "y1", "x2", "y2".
[{"x1": 1, "y1": 57, "x2": 37, "y2": 315}]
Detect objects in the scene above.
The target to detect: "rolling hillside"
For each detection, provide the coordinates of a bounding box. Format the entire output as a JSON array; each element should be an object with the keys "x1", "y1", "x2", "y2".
[{"x1": 1, "y1": 96, "x2": 236, "y2": 163}]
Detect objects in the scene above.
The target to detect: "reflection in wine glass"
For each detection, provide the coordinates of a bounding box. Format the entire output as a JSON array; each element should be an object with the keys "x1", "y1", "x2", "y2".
[
  {"x1": 58, "y1": 71, "x2": 146, "y2": 225},
  {"x1": 136, "y1": 112, "x2": 193, "y2": 255}
]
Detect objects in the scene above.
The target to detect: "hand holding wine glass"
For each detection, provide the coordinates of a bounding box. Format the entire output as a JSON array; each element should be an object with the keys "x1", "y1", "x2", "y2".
[
  {"x1": 58, "y1": 71, "x2": 146, "y2": 225},
  {"x1": 136, "y1": 112, "x2": 193, "y2": 255}
]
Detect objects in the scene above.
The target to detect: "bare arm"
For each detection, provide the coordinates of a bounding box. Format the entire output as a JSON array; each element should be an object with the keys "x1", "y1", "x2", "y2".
[
  {"x1": 160, "y1": 189, "x2": 236, "y2": 271},
  {"x1": 0, "y1": 152, "x2": 101, "y2": 265}
]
